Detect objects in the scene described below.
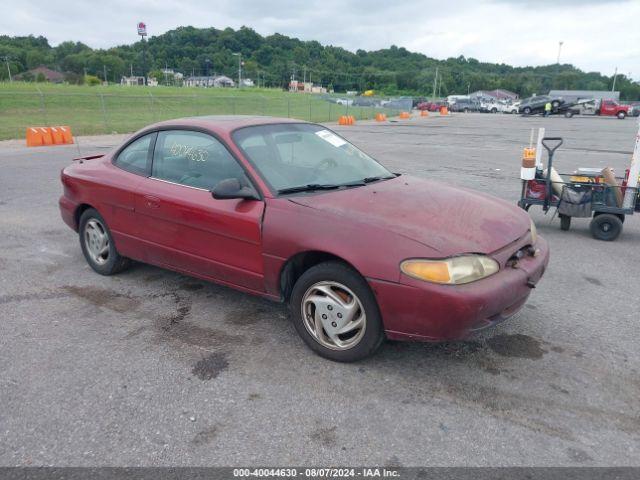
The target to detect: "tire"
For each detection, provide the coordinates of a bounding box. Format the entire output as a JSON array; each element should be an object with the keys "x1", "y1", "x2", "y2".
[
  {"x1": 617, "y1": 111, "x2": 626, "y2": 119},
  {"x1": 491, "y1": 108, "x2": 498, "y2": 113},
  {"x1": 289, "y1": 261, "x2": 384, "y2": 362},
  {"x1": 523, "y1": 107, "x2": 532, "y2": 115},
  {"x1": 589, "y1": 213, "x2": 623, "y2": 241},
  {"x1": 79, "y1": 208, "x2": 131, "y2": 275},
  {"x1": 565, "y1": 111, "x2": 574, "y2": 118},
  {"x1": 559, "y1": 214, "x2": 571, "y2": 231}
]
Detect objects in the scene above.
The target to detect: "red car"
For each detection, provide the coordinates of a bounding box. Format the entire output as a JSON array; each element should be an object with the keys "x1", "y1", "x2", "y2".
[
  {"x1": 416, "y1": 101, "x2": 444, "y2": 112},
  {"x1": 59, "y1": 116, "x2": 549, "y2": 362}
]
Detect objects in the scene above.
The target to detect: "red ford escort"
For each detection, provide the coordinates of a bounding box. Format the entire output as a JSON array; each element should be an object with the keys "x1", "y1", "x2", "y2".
[{"x1": 59, "y1": 116, "x2": 549, "y2": 361}]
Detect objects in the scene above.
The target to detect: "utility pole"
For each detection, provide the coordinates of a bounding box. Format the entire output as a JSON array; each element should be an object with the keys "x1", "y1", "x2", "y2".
[
  {"x1": 3, "y1": 57, "x2": 12, "y2": 82},
  {"x1": 232, "y1": 52, "x2": 242, "y2": 88},
  {"x1": 432, "y1": 66, "x2": 438, "y2": 100},
  {"x1": 556, "y1": 41, "x2": 564, "y2": 64},
  {"x1": 103, "y1": 65, "x2": 108, "y2": 84},
  {"x1": 611, "y1": 67, "x2": 618, "y2": 92}
]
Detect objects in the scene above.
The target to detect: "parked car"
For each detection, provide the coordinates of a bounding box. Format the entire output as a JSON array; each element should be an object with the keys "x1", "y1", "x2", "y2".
[
  {"x1": 416, "y1": 101, "x2": 445, "y2": 111},
  {"x1": 505, "y1": 102, "x2": 520, "y2": 114},
  {"x1": 596, "y1": 99, "x2": 632, "y2": 119},
  {"x1": 479, "y1": 101, "x2": 503, "y2": 113},
  {"x1": 59, "y1": 116, "x2": 548, "y2": 362},
  {"x1": 449, "y1": 99, "x2": 482, "y2": 113},
  {"x1": 519, "y1": 95, "x2": 564, "y2": 115}
]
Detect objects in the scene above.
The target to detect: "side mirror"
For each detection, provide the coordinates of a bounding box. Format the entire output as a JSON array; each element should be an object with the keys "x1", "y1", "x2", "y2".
[{"x1": 211, "y1": 178, "x2": 259, "y2": 200}]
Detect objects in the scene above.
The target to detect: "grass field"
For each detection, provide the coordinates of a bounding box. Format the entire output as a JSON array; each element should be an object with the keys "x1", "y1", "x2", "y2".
[{"x1": 0, "y1": 83, "x2": 400, "y2": 140}]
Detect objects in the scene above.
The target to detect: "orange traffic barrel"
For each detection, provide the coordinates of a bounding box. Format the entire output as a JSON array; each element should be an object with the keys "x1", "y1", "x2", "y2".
[
  {"x1": 50, "y1": 127, "x2": 64, "y2": 145},
  {"x1": 420, "y1": 110, "x2": 429, "y2": 117},
  {"x1": 59, "y1": 126, "x2": 74, "y2": 144},
  {"x1": 439, "y1": 106, "x2": 449, "y2": 115},
  {"x1": 26, "y1": 127, "x2": 43, "y2": 147},
  {"x1": 40, "y1": 127, "x2": 54, "y2": 145},
  {"x1": 399, "y1": 111, "x2": 411, "y2": 119}
]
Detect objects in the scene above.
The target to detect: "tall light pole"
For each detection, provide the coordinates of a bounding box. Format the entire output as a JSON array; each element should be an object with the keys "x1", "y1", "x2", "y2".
[
  {"x1": 3, "y1": 56, "x2": 12, "y2": 82},
  {"x1": 612, "y1": 67, "x2": 618, "y2": 92},
  {"x1": 232, "y1": 52, "x2": 242, "y2": 88},
  {"x1": 556, "y1": 41, "x2": 564, "y2": 65}
]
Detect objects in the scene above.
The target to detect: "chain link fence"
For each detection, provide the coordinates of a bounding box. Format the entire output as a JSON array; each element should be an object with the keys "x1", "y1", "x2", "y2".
[{"x1": 0, "y1": 91, "x2": 402, "y2": 140}]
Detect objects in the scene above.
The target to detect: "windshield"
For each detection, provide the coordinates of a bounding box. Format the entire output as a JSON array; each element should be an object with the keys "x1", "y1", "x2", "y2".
[{"x1": 233, "y1": 123, "x2": 393, "y2": 193}]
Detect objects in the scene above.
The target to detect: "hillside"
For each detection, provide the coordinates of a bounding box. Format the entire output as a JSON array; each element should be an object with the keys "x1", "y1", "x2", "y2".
[{"x1": 1, "y1": 26, "x2": 638, "y2": 99}]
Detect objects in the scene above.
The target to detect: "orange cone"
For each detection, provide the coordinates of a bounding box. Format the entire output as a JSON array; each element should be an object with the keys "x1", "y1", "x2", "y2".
[{"x1": 420, "y1": 110, "x2": 429, "y2": 117}]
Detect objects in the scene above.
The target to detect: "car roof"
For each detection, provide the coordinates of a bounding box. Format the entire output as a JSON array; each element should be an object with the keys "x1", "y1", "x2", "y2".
[{"x1": 143, "y1": 115, "x2": 304, "y2": 135}]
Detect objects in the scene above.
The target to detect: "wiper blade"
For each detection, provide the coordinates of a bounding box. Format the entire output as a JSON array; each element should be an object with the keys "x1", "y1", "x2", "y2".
[
  {"x1": 277, "y1": 184, "x2": 341, "y2": 194},
  {"x1": 362, "y1": 175, "x2": 396, "y2": 183}
]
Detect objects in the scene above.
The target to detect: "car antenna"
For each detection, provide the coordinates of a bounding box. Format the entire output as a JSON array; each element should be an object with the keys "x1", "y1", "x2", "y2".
[{"x1": 75, "y1": 135, "x2": 82, "y2": 158}]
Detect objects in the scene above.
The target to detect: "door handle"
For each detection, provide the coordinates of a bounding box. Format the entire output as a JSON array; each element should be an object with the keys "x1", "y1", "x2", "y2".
[{"x1": 143, "y1": 195, "x2": 160, "y2": 209}]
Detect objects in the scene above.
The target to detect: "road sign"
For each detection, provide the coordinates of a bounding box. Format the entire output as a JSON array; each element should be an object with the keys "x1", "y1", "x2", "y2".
[{"x1": 137, "y1": 22, "x2": 147, "y2": 36}]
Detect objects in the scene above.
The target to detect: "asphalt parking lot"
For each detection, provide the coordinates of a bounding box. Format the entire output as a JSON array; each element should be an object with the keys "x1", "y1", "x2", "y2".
[{"x1": 1, "y1": 113, "x2": 639, "y2": 466}]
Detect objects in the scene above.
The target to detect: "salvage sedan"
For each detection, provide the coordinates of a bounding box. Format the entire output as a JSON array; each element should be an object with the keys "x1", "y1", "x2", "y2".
[{"x1": 59, "y1": 116, "x2": 549, "y2": 362}]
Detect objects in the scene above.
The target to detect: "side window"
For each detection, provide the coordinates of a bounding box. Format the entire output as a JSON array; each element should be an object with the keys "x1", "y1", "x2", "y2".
[
  {"x1": 114, "y1": 133, "x2": 154, "y2": 175},
  {"x1": 152, "y1": 130, "x2": 246, "y2": 190}
]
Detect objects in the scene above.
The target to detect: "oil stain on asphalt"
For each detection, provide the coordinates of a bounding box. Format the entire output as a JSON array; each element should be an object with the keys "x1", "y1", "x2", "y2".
[
  {"x1": 486, "y1": 334, "x2": 546, "y2": 359},
  {"x1": 192, "y1": 353, "x2": 229, "y2": 380}
]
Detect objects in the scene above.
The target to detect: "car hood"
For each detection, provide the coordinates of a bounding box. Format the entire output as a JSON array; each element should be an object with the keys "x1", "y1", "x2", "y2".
[{"x1": 289, "y1": 175, "x2": 530, "y2": 257}]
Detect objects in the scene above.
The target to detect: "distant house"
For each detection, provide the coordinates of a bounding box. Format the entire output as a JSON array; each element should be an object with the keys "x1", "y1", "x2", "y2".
[
  {"x1": 184, "y1": 75, "x2": 235, "y2": 88},
  {"x1": 121, "y1": 76, "x2": 146, "y2": 86},
  {"x1": 470, "y1": 89, "x2": 519, "y2": 101},
  {"x1": 548, "y1": 90, "x2": 619, "y2": 103},
  {"x1": 15, "y1": 66, "x2": 64, "y2": 83},
  {"x1": 288, "y1": 80, "x2": 327, "y2": 94},
  {"x1": 241, "y1": 78, "x2": 254, "y2": 87}
]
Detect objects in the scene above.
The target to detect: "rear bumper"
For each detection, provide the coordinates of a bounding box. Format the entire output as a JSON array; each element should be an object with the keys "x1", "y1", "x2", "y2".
[
  {"x1": 369, "y1": 236, "x2": 549, "y2": 341},
  {"x1": 59, "y1": 195, "x2": 78, "y2": 231}
]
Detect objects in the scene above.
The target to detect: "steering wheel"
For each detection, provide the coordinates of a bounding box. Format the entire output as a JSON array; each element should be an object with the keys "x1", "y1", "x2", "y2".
[{"x1": 311, "y1": 158, "x2": 338, "y2": 180}]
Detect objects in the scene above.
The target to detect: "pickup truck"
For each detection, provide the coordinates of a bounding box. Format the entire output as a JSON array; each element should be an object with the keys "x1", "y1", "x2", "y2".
[{"x1": 596, "y1": 99, "x2": 632, "y2": 119}]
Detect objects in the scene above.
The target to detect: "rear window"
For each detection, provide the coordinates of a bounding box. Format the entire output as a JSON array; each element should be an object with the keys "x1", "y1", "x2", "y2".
[{"x1": 114, "y1": 133, "x2": 154, "y2": 175}]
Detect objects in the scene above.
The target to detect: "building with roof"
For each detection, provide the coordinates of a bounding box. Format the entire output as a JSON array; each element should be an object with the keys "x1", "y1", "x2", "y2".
[
  {"x1": 15, "y1": 66, "x2": 64, "y2": 83},
  {"x1": 184, "y1": 75, "x2": 235, "y2": 88},
  {"x1": 548, "y1": 90, "x2": 620, "y2": 102},
  {"x1": 470, "y1": 89, "x2": 519, "y2": 101}
]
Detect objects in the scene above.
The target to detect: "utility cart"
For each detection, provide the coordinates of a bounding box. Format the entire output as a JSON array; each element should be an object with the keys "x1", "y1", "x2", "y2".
[{"x1": 518, "y1": 137, "x2": 640, "y2": 241}]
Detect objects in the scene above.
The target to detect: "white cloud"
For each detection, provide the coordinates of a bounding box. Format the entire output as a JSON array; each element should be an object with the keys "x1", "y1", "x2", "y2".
[{"x1": 1, "y1": 0, "x2": 638, "y2": 79}]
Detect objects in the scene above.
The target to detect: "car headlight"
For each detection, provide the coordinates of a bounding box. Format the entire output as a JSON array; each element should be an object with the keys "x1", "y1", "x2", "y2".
[
  {"x1": 400, "y1": 255, "x2": 499, "y2": 285},
  {"x1": 530, "y1": 219, "x2": 537, "y2": 244}
]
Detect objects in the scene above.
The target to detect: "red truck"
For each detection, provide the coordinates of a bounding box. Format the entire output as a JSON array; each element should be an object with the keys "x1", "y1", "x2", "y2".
[{"x1": 597, "y1": 99, "x2": 632, "y2": 119}]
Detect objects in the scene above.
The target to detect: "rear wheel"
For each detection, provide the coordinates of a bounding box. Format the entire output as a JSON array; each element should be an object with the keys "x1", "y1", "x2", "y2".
[
  {"x1": 564, "y1": 111, "x2": 574, "y2": 118},
  {"x1": 523, "y1": 107, "x2": 532, "y2": 115},
  {"x1": 290, "y1": 261, "x2": 384, "y2": 362},
  {"x1": 590, "y1": 213, "x2": 623, "y2": 241},
  {"x1": 79, "y1": 208, "x2": 131, "y2": 275}
]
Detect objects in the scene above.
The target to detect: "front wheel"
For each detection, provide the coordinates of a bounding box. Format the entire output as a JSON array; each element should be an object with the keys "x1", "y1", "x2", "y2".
[
  {"x1": 617, "y1": 111, "x2": 626, "y2": 119},
  {"x1": 290, "y1": 261, "x2": 384, "y2": 362},
  {"x1": 523, "y1": 107, "x2": 532, "y2": 115},
  {"x1": 79, "y1": 208, "x2": 131, "y2": 275}
]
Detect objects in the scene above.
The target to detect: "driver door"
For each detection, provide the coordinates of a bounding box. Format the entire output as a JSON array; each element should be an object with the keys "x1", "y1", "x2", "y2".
[{"x1": 133, "y1": 129, "x2": 265, "y2": 292}]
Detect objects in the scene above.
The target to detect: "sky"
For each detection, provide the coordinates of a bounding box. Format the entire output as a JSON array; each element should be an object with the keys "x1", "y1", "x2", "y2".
[{"x1": 2, "y1": 0, "x2": 639, "y2": 79}]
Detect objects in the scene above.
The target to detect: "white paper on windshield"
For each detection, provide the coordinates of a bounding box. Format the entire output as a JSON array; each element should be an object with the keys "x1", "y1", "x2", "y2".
[{"x1": 315, "y1": 130, "x2": 347, "y2": 148}]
